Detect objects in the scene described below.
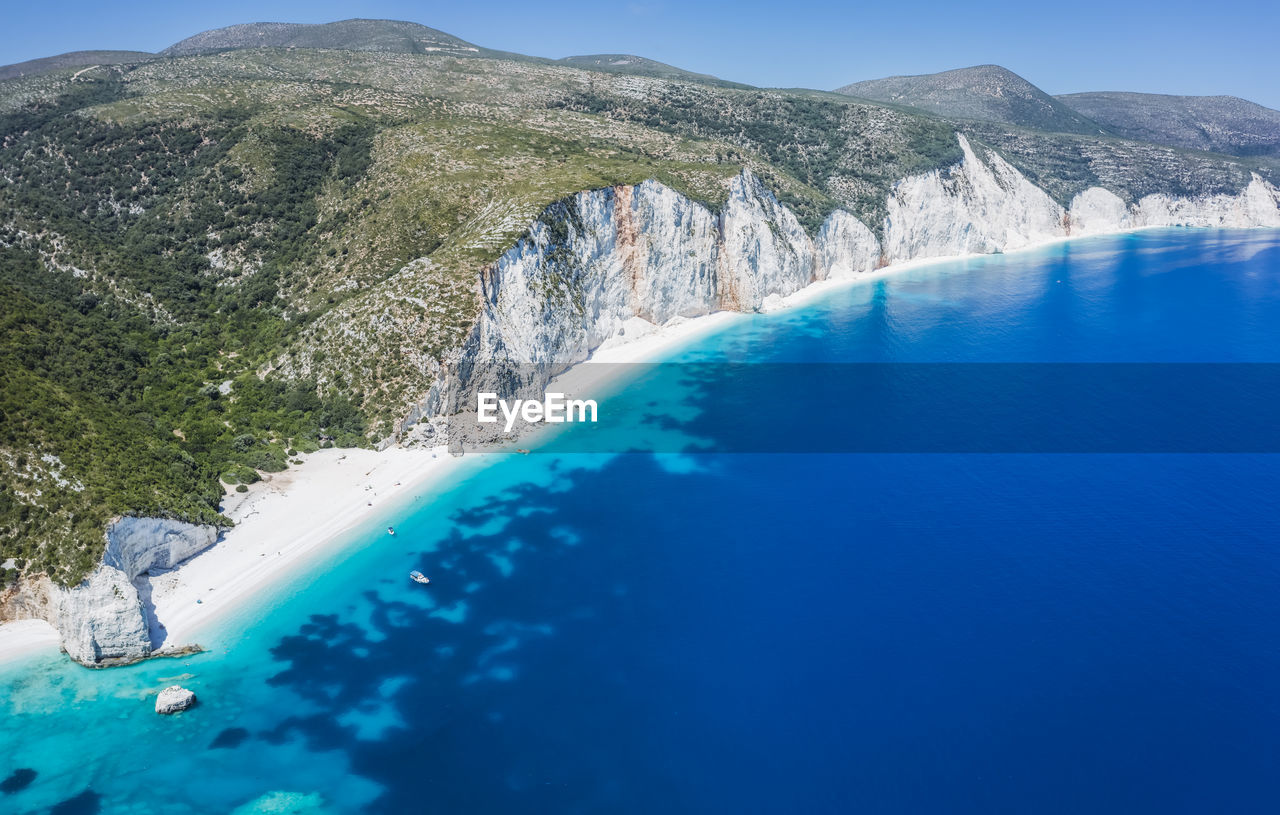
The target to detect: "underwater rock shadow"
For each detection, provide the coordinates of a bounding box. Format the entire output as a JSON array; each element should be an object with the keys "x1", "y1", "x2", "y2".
[
  {"x1": 255, "y1": 453, "x2": 714, "y2": 814},
  {"x1": 1, "y1": 768, "x2": 36, "y2": 794},
  {"x1": 49, "y1": 789, "x2": 100, "y2": 814},
  {"x1": 208, "y1": 727, "x2": 250, "y2": 750}
]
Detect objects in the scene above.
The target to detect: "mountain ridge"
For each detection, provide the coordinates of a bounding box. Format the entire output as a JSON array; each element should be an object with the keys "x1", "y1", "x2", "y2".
[
  {"x1": 4, "y1": 23, "x2": 1277, "y2": 130},
  {"x1": 554, "y1": 54, "x2": 745, "y2": 87},
  {"x1": 835, "y1": 64, "x2": 1106, "y2": 135},
  {"x1": 160, "y1": 18, "x2": 487, "y2": 58},
  {"x1": 0, "y1": 19, "x2": 744, "y2": 90},
  {"x1": 0, "y1": 50, "x2": 155, "y2": 81},
  {"x1": 1057, "y1": 91, "x2": 1280, "y2": 158}
]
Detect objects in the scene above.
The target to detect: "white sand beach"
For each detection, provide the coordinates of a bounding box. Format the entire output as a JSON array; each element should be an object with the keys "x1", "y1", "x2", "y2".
[
  {"x1": 0, "y1": 619, "x2": 61, "y2": 661},
  {"x1": 147, "y1": 446, "x2": 464, "y2": 648}
]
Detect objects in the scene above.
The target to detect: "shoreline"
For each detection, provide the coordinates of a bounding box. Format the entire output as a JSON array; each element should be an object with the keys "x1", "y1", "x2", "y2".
[
  {"x1": 762, "y1": 224, "x2": 1172, "y2": 314},
  {"x1": 146, "y1": 306, "x2": 747, "y2": 652},
  {"x1": 0, "y1": 224, "x2": 1258, "y2": 666},
  {"x1": 0, "y1": 298, "x2": 745, "y2": 666},
  {"x1": 146, "y1": 446, "x2": 466, "y2": 649},
  {"x1": 0, "y1": 619, "x2": 61, "y2": 662}
]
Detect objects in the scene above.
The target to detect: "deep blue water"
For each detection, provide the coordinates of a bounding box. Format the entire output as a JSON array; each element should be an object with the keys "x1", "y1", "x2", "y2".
[{"x1": 3, "y1": 229, "x2": 1280, "y2": 814}]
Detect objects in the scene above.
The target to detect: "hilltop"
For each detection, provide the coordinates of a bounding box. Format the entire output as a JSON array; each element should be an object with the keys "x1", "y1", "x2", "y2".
[
  {"x1": 555, "y1": 54, "x2": 744, "y2": 87},
  {"x1": 160, "y1": 18, "x2": 490, "y2": 58},
  {"x1": 1, "y1": 19, "x2": 741, "y2": 89},
  {"x1": 836, "y1": 65, "x2": 1105, "y2": 135}
]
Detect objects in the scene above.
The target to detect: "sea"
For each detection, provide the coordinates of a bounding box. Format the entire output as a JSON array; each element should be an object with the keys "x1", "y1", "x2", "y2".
[{"x1": 2, "y1": 228, "x2": 1279, "y2": 814}]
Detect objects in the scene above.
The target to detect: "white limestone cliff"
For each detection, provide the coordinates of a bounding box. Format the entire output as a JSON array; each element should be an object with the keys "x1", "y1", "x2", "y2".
[
  {"x1": 1068, "y1": 187, "x2": 1131, "y2": 235},
  {"x1": 882, "y1": 134, "x2": 1067, "y2": 261},
  {"x1": 3, "y1": 517, "x2": 219, "y2": 666},
  {"x1": 1134, "y1": 174, "x2": 1280, "y2": 229},
  {"x1": 50, "y1": 564, "x2": 152, "y2": 666},
  {"x1": 455, "y1": 170, "x2": 881, "y2": 405},
  {"x1": 102, "y1": 516, "x2": 221, "y2": 578},
  {"x1": 718, "y1": 171, "x2": 816, "y2": 309},
  {"x1": 435, "y1": 137, "x2": 1280, "y2": 427},
  {"x1": 817, "y1": 210, "x2": 881, "y2": 279}
]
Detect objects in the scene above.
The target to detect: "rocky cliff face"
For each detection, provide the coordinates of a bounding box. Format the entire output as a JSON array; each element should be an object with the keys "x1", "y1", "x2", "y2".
[
  {"x1": 1067, "y1": 187, "x2": 1131, "y2": 234},
  {"x1": 882, "y1": 135, "x2": 1068, "y2": 261},
  {"x1": 816, "y1": 211, "x2": 881, "y2": 280},
  {"x1": 1132, "y1": 174, "x2": 1280, "y2": 229},
  {"x1": 1065, "y1": 173, "x2": 1280, "y2": 235},
  {"x1": 453, "y1": 171, "x2": 881, "y2": 403},
  {"x1": 442, "y1": 135, "x2": 1280, "y2": 417},
  {"x1": 101, "y1": 516, "x2": 220, "y2": 578},
  {"x1": 2, "y1": 517, "x2": 218, "y2": 666}
]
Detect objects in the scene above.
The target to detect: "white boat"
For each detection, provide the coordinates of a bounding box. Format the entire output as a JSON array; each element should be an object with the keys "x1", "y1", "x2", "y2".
[{"x1": 409, "y1": 570, "x2": 430, "y2": 585}]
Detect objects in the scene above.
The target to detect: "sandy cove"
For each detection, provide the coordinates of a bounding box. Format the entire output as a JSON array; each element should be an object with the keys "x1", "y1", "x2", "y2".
[{"x1": 0, "y1": 447, "x2": 466, "y2": 663}]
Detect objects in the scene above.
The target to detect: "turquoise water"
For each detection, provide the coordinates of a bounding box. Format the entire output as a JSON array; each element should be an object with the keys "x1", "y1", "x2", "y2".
[{"x1": 3, "y1": 229, "x2": 1280, "y2": 814}]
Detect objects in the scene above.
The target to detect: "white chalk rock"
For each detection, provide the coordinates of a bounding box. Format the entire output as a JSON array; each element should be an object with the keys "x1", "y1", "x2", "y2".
[
  {"x1": 882, "y1": 134, "x2": 1067, "y2": 262},
  {"x1": 52, "y1": 564, "x2": 152, "y2": 665},
  {"x1": 459, "y1": 170, "x2": 880, "y2": 403},
  {"x1": 155, "y1": 685, "x2": 196, "y2": 714},
  {"x1": 719, "y1": 169, "x2": 815, "y2": 309},
  {"x1": 1069, "y1": 187, "x2": 1130, "y2": 235},
  {"x1": 51, "y1": 517, "x2": 219, "y2": 665},
  {"x1": 816, "y1": 209, "x2": 881, "y2": 279},
  {"x1": 1135, "y1": 174, "x2": 1280, "y2": 229}
]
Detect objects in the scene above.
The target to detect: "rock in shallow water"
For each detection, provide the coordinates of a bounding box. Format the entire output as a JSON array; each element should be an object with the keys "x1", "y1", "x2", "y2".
[
  {"x1": 155, "y1": 685, "x2": 196, "y2": 714},
  {"x1": 229, "y1": 790, "x2": 327, "y2": 814}
]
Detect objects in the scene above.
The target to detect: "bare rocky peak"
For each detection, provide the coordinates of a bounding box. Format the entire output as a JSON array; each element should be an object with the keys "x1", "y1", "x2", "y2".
[{"x1": 836, "y1": 65, "x2": 1105, "y2": 136}]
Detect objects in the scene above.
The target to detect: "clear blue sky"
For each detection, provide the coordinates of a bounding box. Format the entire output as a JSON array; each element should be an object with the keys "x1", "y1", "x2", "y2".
[{"x1": 4, "y1": 0, "x2": 1279, "y2": 109}]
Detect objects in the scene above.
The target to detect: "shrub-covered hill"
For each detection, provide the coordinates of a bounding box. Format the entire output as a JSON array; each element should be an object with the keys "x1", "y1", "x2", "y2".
[
  {"x1": 0, "y1": 36, "x2": 1272, "y2": 586},
  {"x1": 836, "y1": 65, "x2": 1105, "y2": 136},
  {"x1": 0, "y1": 78, "x2": 369, "y2": 583},
  {"x1": 160, "y1": 18, "x2": 492, "y2": 59},
  {"x1": 1056, "y1": 92, "x2": 1280, "y2": 158}
]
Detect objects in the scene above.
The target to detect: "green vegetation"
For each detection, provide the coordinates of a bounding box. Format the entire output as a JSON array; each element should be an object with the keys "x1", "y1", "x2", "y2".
[
  {"x1": 550, "y1": 88, "x2": 962, "y2": 231},
  {"x1": 0, "y1": 79, "x2": 368, "y2": 583}
]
